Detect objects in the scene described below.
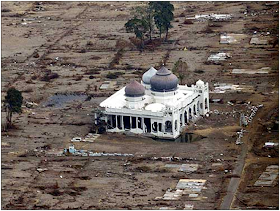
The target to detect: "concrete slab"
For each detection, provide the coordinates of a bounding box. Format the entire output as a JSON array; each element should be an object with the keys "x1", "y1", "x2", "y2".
[
  {"x1": 220, "y1": 34, "x2": 246, "y2": 44},
  {"x1": 250, "y1": 36, "x2": 269, "y2": 45},
  {"x1": 232, "y1": 67, "x2": 271, "y2": 74},
  {"x1": 254, "y1": 165, "x2": 279, "y2": 187},
  {"x1": 179, "y1": 164, "x2": 199, "y2": 173},
  {"x1": 184, "y1": 204, "x2": 194, "y2": 210}
]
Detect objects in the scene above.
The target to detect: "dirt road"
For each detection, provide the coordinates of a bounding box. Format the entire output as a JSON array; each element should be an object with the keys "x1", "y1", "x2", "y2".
[{"x1": 220, "y1": 139, "x2": 248, "y2": 209}]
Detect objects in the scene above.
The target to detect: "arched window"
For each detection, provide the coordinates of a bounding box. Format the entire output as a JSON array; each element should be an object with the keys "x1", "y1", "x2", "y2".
[
  {"x1": 180, "y1": 114, "x2": 182, "y2": 126},
  {"x1": 165, "y1": 121, "x2": 172, "y2": 132},
  {"x1": 152, "y1": 122, "x2": 158, "y2": 132},
  {"x1": 189, "y1": 107, "x2": 192, "y2": 120},
  {"x1": 184, "y1": 110, "x2": 188, "y2": 124},
  {"x1": 205, "y1": 98, "x2": 208, "y2": 109},
  {"x1": 175, "y1": 120, "x2": 178, "y2": 131},
  {"x1": 193, "y1": 104, "x2": 196, "y2": 115}
]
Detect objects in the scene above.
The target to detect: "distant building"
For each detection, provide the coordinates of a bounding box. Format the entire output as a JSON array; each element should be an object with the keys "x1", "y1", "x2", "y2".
[{"x1": 96, "y1": 66, "x2": 209, "y2": 139}]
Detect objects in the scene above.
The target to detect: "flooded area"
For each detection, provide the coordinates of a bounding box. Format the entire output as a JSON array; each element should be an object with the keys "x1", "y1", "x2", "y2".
[
  {"x1": 154, "y1": 133, "x2": 206, "y2": 143},
  {"x1": 42, "y1": 93, "x2": 88, "y2": 108}
]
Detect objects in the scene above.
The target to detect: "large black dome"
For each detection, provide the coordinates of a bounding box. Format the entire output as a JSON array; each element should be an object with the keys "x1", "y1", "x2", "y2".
[
  {"x1": 125, "y1": 80, "x2": 145, "y2": 97},
  {"x1": 150, "y1": 66, "x2": 178, "y2": 92}
]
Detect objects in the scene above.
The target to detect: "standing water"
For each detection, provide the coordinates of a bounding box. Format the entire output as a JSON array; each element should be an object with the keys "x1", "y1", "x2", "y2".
[
  {"x1": 153, "y1": 133, "x2": 206, "y2": 143},
  {"x1": 42, "y1": 93, "x2": 88, "y2": 108}
]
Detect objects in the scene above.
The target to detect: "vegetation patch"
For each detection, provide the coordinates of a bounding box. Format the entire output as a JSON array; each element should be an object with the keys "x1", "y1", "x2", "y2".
[
  {"x1": 106, "y1": 72, "x2": 124, "y2": 79},
  {"x1": 109, "y1": 49, "x2": 124, "y2": 68}
]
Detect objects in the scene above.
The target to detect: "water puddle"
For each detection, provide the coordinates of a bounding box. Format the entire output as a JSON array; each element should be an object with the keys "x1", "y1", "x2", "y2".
[
  {"x1": 42, "y1": 93, "x2": 88, "y2": 108},
  {"x1": 153, "y1": 133, "x2": 206, "y2": 143}
]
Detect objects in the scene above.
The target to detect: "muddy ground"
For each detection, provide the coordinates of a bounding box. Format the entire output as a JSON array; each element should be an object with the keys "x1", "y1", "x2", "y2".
[{"x1": 1, "y1": 1, "x2": 279, "y2": 210}]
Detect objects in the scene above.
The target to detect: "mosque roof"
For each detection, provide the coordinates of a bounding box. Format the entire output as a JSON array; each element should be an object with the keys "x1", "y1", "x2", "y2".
[
  {"x1": 150, "y1": 66, "x2": 179, "y2": 92},
  {"x1": 142, "y1": 67, "x2": 157, "y2": 84},
  {"x1": 124, "y1": 80, "x2": 145, "y2": 97}
]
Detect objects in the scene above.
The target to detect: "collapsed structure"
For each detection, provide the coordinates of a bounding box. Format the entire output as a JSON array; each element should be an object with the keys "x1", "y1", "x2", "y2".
[{"x1": 96, "y1": 66, "x2": 209, "y2": 139}]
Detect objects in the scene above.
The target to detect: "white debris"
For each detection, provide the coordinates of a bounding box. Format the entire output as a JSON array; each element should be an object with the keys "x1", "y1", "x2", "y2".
[
  {"x1": 232, "y1": 67, "x2": 270, "y2": 74},
  {"x1": 263, "y1": 142, "x2": 279, "y2": 148},
  {"x1": 189, "y1": 193, "x2": 199, "y2": 198},
  {"x1": 207, "y1": 52, "x2": 231, "y2": 62},
  {"x1": 184, "y1": 204, "x2": 194, "y2": 210},
  {"x1": 250, "y1": 36, "x2": 269, "y2": 45},
  {"x1": 37, "y1": 168, "x2": 48, "y2": 173},
  {"x1": 63, "y1": 145, "x2": 133, "y2": 157},
  {"x1": 220, "y1": 34, "x2": 246, "y2": 44},
  {"x1": 195, "y1": 13, "x2": 232, "y2": 21},
  {"x1": 71, "y1": 137, "x2": 82, "y2": 142}
]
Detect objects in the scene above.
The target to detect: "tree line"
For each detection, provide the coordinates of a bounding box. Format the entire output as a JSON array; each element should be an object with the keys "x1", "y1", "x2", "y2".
[{"x1": 125, "y1": 1, "x2": 174, "y2": 49}]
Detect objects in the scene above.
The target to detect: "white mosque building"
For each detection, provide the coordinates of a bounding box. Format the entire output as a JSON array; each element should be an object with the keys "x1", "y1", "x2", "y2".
[{"x1": 97, "y1": 66, "x2": 209, "y2": 139}]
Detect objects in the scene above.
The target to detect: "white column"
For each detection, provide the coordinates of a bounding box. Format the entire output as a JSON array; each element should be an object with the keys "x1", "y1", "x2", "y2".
[
  {"x1": 130, "y1": 116, "x2": 132, "y2": 129},
  {"x1": 172, "y1": 120, "x2": 175, "y2": 134},
  {"x1": 121, "y1": 116, "x2": 124, "y2": 130},
  {"x1": 150, "y1": 118, "x2": 152, "y2": 133}
]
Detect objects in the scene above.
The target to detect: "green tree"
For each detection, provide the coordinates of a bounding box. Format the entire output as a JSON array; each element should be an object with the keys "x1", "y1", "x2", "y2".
[
  {"x1": 4, "y1": 87, "x2": 23, "y2": 129},
  {"x1": 149, "y1": 1, "x2": 174, "y2": 41},
  {"x1": 125, "y1": 18, "x2": 149, "y2": 49},
  {"x1": 132, "y1": 5, "x2": 154, "y2": 41}
]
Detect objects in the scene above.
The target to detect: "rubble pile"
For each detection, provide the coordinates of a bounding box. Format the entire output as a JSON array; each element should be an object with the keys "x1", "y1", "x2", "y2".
[{"x1": 62, "y1": 145, "x2": 134, "y2": 157}]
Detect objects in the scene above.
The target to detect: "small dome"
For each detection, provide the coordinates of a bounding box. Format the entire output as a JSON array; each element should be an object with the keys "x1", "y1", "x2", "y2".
[
  {"x1": 125, "y1": 80, "x2": 145, "y2": 97},
  {"x1": 150, "y1": 66, "x2": 178, "y2": 92},
  {"x1": 145, "y1": 103, "x2": 166, "y2": 112},
  {"x1": 142, "y1": 67, "x2": 157, "y2": 84},
  {"x1": 196, "y1": 79, "x2": 204, "y2": 87}
]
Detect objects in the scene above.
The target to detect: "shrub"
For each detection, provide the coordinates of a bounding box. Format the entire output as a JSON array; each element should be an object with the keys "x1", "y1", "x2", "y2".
[
  {"x1": 106, "y1": 72, "x2": 124, "y2": 79},
  {"x1": 90, "y1": 56, "x2": 101, "y2": 60},
  {"x1": 86, "y1": 41, "x2": 93, "y2": 46},
  {"x1": 194, "y1": 69, "x2": 205, "y2": 74},
  {"x1": 75, "y1": 75, "x2": 83, "y2": 81},
  {"x1": 178, "y1": 12, "x2": 185, "y2": 17},
  {"x1": 109, "y1": 49, "x2": 124, "y2": 68},
  {"x1": 40, "y1": 71, "x2": 59, "y2": 82},
  {"x1": 1, "y1": 8, "x2": 11, "y2": 12},
  {"x1": 31, "y1": 75, "x2": 37, "y2": 80},
  {"x1": 85, "y1": 69, "x2": 100, "y2": 75},
  {"x1": 79, "y1": 49, "x2": 86, "y2": 53},
  {"x1": 183, "y1": 19, "x2": 193, "y2": 24}
]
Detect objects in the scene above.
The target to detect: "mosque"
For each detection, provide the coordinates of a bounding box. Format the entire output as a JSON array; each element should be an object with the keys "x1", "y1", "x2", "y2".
[{"x1": 96, "y1": 66, "x2": 209, "y2": 139}]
